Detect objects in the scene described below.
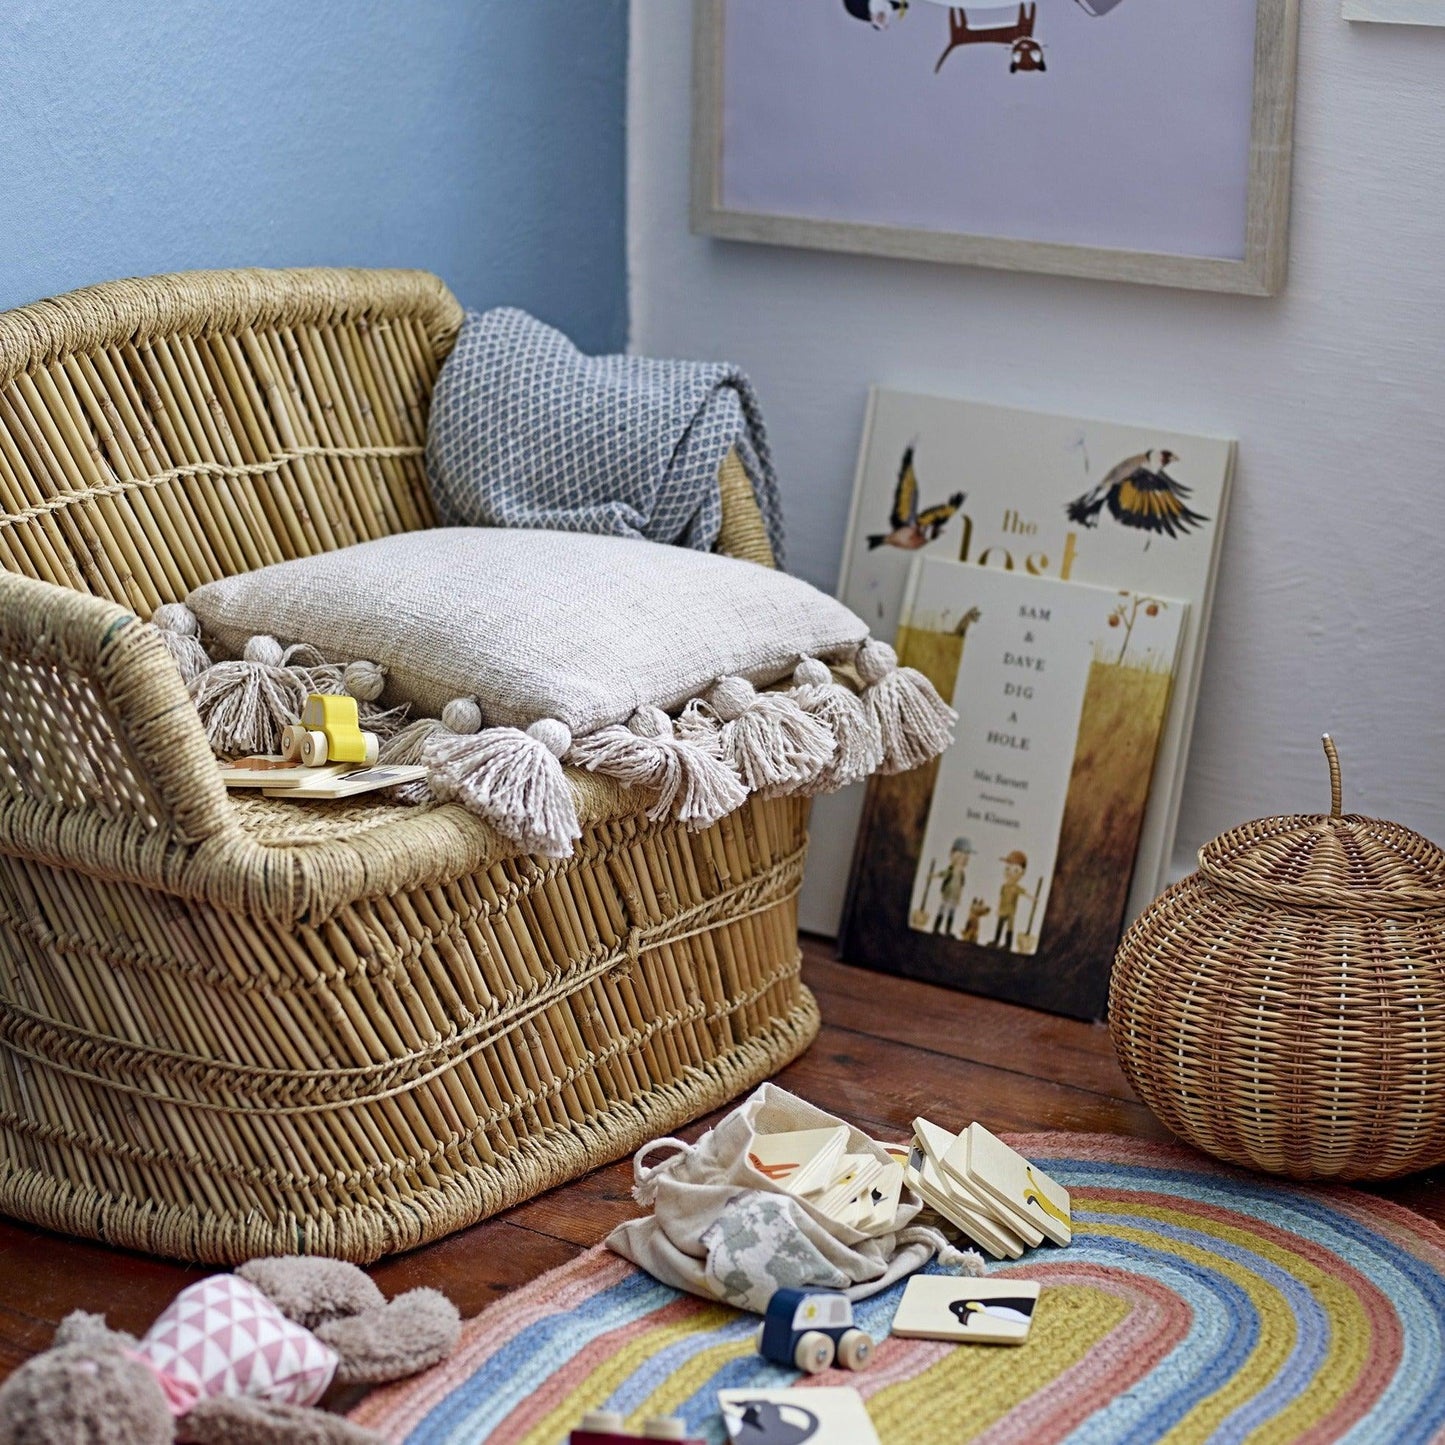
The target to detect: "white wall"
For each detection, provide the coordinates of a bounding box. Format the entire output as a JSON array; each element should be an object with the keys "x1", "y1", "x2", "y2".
[{"x1": 629, "y1": 1, "x2": 1445, "y2": 910}]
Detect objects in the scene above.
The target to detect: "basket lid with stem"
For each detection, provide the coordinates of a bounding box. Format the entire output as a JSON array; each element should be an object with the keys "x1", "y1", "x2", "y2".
[{"x1": 1196, "y1": 736, "x2": 1445, "y2": 912}]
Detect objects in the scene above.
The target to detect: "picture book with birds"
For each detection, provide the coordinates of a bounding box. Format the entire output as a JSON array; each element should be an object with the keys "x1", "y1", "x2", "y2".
[
  {"x1": 840, "y1": 555, "x2": 1186, "y2": 1018},
  {"x1": 801, "y1": 389, "x2": 1234, "y2": 941}
]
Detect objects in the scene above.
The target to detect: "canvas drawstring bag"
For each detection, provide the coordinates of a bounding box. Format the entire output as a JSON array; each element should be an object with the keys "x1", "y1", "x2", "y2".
[{"x1": 606, "y1": 1083, "x2": 984, "y2": 1314}]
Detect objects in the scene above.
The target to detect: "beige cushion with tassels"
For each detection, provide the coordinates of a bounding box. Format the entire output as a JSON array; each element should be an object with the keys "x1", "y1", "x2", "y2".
[{"x1": 190, "y1": 527, "x2": 864, "y2": 734}]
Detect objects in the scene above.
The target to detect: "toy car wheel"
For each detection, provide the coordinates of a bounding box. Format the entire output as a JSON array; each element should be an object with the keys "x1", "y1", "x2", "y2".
[
  {"x1": 361, "y1": 730, "x2": 379, "y2": 766},
  {"x1": 837, "y1": 1328, "x2": 873, "y2": 1371},
  {"x1": 280, "y1": 724, "x2": 307, "y2": 763},
  {"x1": 300, "y1": 729, "x2": 329, "y2": 766},
  {"x1": 795, "y1": 1330, "x2": 835, "y2": 1373}
]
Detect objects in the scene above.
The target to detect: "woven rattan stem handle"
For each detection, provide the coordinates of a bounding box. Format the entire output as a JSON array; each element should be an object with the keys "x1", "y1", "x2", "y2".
[{"x1": 1322, "y1": 734, "x2": 1343, "y2": 818}]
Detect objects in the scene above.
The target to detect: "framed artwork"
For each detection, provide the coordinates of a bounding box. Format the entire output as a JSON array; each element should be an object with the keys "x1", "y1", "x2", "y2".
[
  {"x1": 692, "y1": 0, "x2": 1301, "y2": 295},
  {"x1": 1342, "y1": 1, "x2": 1445, "y2": 22}
]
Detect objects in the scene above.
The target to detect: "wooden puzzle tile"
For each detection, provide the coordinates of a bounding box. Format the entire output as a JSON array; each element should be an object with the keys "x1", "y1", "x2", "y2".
[
  {"x1": 916, "y1": 1117, "x2": 1044, "y2": 1248},
  {"x1": 719, "y1": 1386, "x2": 881, "y2": 1445},
  {"x1": 890, "y1": 1276, "x2": 1042, "y2": 1346},
  {"x1": 962, "y1": 1123, "x2": 1072, "y2": 1247},
  {"x1": 746, "y1": 1126, "x2": 849, "y2": 1197},
  {"x1": 905, "y1": 1147, "x2": 1025, "y2": 1261}
]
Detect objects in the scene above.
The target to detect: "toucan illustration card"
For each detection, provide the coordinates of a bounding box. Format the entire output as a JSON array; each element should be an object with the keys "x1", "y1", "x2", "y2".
[
  {"x1": 914, "y1": 1117, "x2": 1045, "y2": 1248},
  {"x1": 841, "y1": 555, "x2": 1186, "y2": 1019},
  {"x1": 904, "y1": 1144, "x2": 1024, "y2": 1261},
  {"x1": 719, "y1": 1386, "x2": 881, "y2": 1445},
  {"x1": 805, "y1": 390, "x2": 1234, "y2": 943},
  {"x1": 958, "y1": 1122, "x2": 1072, "y2": 1246},
  {"x1": 891, "y1": 1276, "x2": 1042, "y2": 1346}
]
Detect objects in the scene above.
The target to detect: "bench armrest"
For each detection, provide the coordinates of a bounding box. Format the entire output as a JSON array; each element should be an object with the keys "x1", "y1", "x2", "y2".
[{"x1": 0, "y1": 571, "x2": 235, "y2": 877}]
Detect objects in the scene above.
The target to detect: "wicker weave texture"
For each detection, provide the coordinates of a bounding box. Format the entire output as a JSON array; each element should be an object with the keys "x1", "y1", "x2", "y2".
[
  {"x1": 1110, "y1": 739, "x2": 1445, "y2": 1182},
  {"x1": 0, "y1": 268, "x2": 815, "y2": 1262}
]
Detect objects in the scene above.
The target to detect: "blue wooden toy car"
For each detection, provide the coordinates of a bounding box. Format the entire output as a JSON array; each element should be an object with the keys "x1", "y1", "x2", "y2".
[{"x1": 755, "y1": 1288, "x2": 874, "y2": 1373}]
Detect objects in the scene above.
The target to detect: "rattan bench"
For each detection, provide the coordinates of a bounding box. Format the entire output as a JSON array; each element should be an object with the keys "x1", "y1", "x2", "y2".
[{"x1": 0, "y1": 267, "x2": 818, "y2": 1264}]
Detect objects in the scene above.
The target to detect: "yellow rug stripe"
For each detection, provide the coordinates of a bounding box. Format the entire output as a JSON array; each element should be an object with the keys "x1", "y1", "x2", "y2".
[
  {"x1": 869, "y1": 1284, "x2": 1131, "y2": 1444},
  {"x1": 628, "y1": 1334, "x2": 758, "y2": 1426},
  {"x1": 1088, "y1": 1201, "x2": 1372, "y2": 1443},
  {"x1": 517, "y1": 1304, "x2": 737, "y2": 1445}
]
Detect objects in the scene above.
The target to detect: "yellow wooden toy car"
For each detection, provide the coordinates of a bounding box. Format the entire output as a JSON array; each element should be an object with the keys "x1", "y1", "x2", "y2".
[{"x1": 280, "y1": 693, "x2": 379, "y2": 767}]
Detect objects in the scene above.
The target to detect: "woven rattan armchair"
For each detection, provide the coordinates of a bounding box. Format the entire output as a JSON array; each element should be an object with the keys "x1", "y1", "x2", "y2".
[{"x1": 0, "y1": 268, "x2": 818, "y2": 1264}]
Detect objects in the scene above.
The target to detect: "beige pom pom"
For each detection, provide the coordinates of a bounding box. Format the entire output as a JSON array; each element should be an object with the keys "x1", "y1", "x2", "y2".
[
  {"x1": 527, "y1": 718, "x2": 573, "y2": 758},
  {"x1": 242, "y1": 634, "x2": 285, "y2": 668},
  {"x1": 343, "y1": 659, "x2": 386, "y2": 702},
  {"x1": 792, "y1": 656, "x2": 833, "y2": 688},
  {"x1": 707, "y1": 675, "x2": 757, "y2": 722},
  {"x1": 627, "y1": 705, "x2": 672, "y2": 740},
  {"x1": 854, "y1": 639, "x2": 897, "y2": 687},
  {"x1": 151, "y1": 601, "x2": 200, "y2": 637},
  {"x1": 441, "y1": 697, "x2": 483, "y2": 735}
]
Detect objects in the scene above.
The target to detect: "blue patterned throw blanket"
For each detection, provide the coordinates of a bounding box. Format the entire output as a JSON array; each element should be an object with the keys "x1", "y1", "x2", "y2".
[{"x1": 425, "y1": 308, "x2": 786, "y2": 565}]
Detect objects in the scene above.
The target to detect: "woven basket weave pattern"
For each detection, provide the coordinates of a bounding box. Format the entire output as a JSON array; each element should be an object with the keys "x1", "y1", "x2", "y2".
[
  {"x1": 0, "y1": 267, "x2": 814, "y2": 1262},
  {"x1": 1110, "y1": 739, "x2": 1445, "y2": 1181}
]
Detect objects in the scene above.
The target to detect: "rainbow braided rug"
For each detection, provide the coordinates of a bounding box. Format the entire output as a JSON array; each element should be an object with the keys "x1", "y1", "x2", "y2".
[{"x1": 351, "y1": 1134, "x2": 1445, "y2": 1444}]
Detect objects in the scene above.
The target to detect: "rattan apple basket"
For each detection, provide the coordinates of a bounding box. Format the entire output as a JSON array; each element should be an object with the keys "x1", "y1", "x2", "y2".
[{"x1": 1110, "y1": 736, "x2": 1445, "y2": 1181}]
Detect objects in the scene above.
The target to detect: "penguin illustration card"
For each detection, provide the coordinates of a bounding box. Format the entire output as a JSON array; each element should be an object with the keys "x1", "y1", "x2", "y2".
[
  {"x1": 961, "y1": 1124, "x2": 1072, "y2": 1247},
  {"x1": 891, "y1": 1275, "x2": 1042, "y2": 1346},
  {"x1": 747, "y1": 1127, "x2": 848, "y2": 1196},
  {"x1": 718, "y1": 1386, "x2": 881, "y2": 1445},
  {"x1": 905, "y1": 1145, "x2": 1025, "y2": 1261}
]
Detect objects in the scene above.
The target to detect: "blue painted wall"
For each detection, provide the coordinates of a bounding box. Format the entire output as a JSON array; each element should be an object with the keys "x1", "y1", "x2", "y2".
[{"x1": 0, "y1": 1, "x2": 628, "y2": 351}]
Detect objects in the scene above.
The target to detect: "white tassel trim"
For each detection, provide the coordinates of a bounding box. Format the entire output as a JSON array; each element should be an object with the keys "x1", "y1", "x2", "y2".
[
  {"x1": 854, "y1": 639, "x2": 957, "y2": 774},
  {"x1": 424, "y1": 717, "x2": 581, "y2": 858},
  {"x1": 676, "y1": 677, "x2": 836, "y2": 796},
  {"x1": 189, "y1": 636, "x2": 317, "y2": 755},
  {"x1": 189, "y1": 637, "x2": 407, "y2": 757},
  {"x1": 787, "y1": 657, "x2": 884, "y2": 793},
  {"x1": 567, "y1": 704, "x2": 747, "y2": 828}
]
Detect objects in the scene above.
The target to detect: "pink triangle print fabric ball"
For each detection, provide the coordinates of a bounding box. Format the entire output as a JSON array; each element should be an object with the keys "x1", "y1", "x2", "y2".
[{"x1": 134, "y1": 1274, "x2": 339, "y2": 1408}]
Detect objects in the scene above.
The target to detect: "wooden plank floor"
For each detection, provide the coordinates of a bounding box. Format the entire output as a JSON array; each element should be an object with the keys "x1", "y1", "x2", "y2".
[{"x1": 1, "y1": 937, "x2": 1442, "y2": 1399}]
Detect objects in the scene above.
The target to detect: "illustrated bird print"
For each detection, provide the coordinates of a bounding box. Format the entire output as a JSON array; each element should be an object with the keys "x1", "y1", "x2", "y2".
[
  {"x1": 949, "y1": 1296, "x2": 1038, "y2": 1328},
  {"x1": 868, "y1": 446, "x2": 965, "y2": 550},
  {"x1": 1064, "y1": 450, "x2": 1208, "y2": 540}
]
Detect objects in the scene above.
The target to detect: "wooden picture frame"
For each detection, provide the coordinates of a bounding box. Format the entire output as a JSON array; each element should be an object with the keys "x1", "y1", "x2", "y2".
[{"x1": 691, "y1": 0, "x2": 1301, "y2": 297}]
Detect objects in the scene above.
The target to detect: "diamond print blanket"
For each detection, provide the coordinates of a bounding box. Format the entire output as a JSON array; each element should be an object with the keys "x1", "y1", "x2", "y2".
[{"x1": 425, "y1": 307, "x2": 786, "y2": 565}]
